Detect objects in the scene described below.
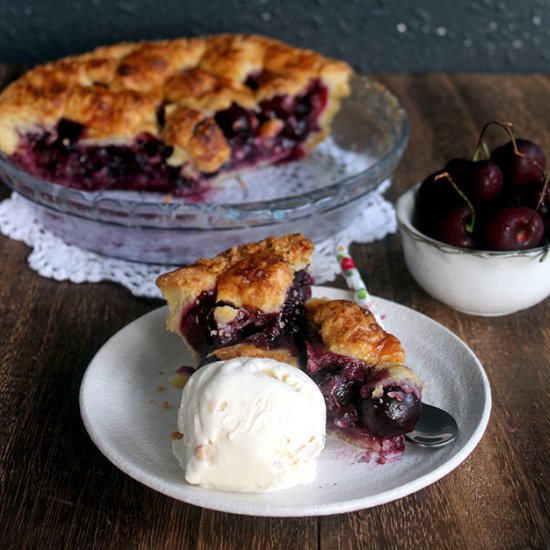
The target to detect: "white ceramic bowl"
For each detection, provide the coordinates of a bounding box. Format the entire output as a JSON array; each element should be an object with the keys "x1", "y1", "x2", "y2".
[{"x1": 396, "y1": 184, "x2": 550, "y2": 316}]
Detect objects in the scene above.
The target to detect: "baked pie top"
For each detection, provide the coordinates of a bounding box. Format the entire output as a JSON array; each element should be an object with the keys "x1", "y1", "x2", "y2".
[
  {"x1": 0, "y1": 34, "x2": 352, "y2": 176},
  {"x1": 157, "y1": 233, "x2": 423, "y2": 451},
  {"x1": 156, "y1": 232, "x2": 314, "y2": 337},
  {"x1": 305, "y1": 298, "x2": 406, "y2": 366}
]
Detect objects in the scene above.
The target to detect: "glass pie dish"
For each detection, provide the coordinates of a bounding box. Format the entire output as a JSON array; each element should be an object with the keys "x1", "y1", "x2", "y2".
[{"x1": 0, "y1": 75, "x2": 408, "y2": 264}]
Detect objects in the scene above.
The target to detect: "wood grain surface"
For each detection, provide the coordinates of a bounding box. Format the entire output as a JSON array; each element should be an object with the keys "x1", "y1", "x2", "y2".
[{"x1": 0, "y1": 70, "x2": 549, "y2": 549}]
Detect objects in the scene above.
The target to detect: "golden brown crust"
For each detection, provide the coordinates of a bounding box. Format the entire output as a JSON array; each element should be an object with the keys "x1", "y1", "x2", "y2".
[
  {"x1": 207, "y1": 343, "x2": 299, "y2": 368},
  {"x1": 163, "y1": 106, "x2": 231, "y2": 172},
  {"x1": 156, "y1": 233, "x2": 313, "y2": 334},
  {"x1": 368, "y1": 363, "x2": 422, "y2": 397},
  {"x1": 63, "y1": 85, "x2": 158, "y2": 142},
  {"x1": 215, "y1": 253, "x2": 294, "y2": 314},
  {"x1": 196, "y1": 232, "x2": 314, "y2": 274},
  {"x1": 0, "y1": 34, "x2": 352, "y2": 172},
  {"x1": 305, "y1": 298, "x2": 406, "y2": 366}
]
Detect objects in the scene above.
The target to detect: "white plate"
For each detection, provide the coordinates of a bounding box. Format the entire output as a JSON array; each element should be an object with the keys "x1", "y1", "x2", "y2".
[{"x1": 79, "y1": 287, "x2": 491, "y2": 517}]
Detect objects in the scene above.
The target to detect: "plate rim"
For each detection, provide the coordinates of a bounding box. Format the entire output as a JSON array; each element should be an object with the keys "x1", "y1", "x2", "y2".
[{"x1": 79, "y1": 287, "x2": 492, "y2": 517}]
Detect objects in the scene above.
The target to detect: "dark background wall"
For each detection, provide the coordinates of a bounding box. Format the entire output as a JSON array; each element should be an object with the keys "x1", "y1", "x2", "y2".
[{"x1": 0, "y1": 0, "x2": 549, "y2": 72}]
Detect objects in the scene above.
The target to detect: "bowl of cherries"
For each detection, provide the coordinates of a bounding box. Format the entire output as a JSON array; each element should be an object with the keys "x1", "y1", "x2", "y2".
[{"x1": 396, "y1": 122, "x2": 550, "y2": 316}]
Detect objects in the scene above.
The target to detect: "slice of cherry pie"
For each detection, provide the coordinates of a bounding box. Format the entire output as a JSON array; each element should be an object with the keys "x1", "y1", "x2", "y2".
[
  {"x1": 0, "y1": 34, "x2": 352, "y2": 198},
  {"x1": 156, "y1": 233, "x2": 314, "y2": 362},
  {"x1": 157, "y1": 233, "x2": 423, "y2": 458},
  {"x1": 304, "y1": 298, "x2": 422, "y2": 457}
]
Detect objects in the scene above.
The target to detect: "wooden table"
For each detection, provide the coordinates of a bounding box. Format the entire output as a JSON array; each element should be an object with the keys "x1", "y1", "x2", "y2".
[{"x1": 1, "y1": 71, "x2": 548, "y2": 549}]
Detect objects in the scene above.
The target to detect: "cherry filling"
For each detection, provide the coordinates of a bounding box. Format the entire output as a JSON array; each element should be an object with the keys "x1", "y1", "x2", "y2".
[
  {"x1": 180, "y1": 289, "x2": 217, "y2": 354},
  {"x1": 359, "y1": 367, "x2": 422, "y2": 436},
  {"x1": 12, "y1": 124, "x2": 199, "y2": 194},
  {"x1": 10, "y1": 78, "x2": 329, "y2": 198},
  {"x1": 359, "y1": 384, "x2": 422, "y2": 438},
  {"x1": 216, "y1": 78, "x2": 328, "y2": 167},
  {"x1": 305, "y1": 338, "x2": 422, "y2": 446},
  {"x1": 180, "y1": 269, "x2": 313, "y2": 359}
]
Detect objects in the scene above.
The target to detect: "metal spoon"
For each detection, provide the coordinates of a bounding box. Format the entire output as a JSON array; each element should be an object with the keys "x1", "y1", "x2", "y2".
[{"x1": 405, "y1": 403, "x2": 458, "y2": 448}]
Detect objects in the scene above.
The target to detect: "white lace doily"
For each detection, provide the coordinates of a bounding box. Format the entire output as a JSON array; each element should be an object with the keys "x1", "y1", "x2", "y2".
[{"x1": 0, "y1": 184, "x2": 396, "y2": 299}]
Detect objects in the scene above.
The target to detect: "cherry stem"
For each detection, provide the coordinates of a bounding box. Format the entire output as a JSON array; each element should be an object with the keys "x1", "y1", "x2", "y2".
[
  {"x1": 473, "y1": 140, "x2": 491, "y2": 161},
  {"x1": 434, "y1": 171, "x2": 477, "y2": 233},
  {"x1": 473, "y1": 120, "x2": 518, "y2": 159},
  {"x1": 535, "y1": 170, "x2": 549, "y2": 212}
]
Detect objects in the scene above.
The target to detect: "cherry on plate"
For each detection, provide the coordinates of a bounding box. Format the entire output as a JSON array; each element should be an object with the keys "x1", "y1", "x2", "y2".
[
  {"x1": 466, "y1": 160, "x2": 504, "y2": 204},
  {"x1": 358, "y1": 386, "x2": 422, "y2": 438}
]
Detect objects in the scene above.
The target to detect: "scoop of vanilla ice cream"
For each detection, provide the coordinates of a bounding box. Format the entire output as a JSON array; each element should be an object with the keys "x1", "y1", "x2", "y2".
[{"x1": 173, "y1": 357, "x2": 326, "y2": 493}]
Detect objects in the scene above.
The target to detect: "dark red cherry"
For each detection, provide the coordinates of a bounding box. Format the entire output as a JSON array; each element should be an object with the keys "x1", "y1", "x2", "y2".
[
  {"x1": 415, "y1": 170, "x2": 463, "y2": 232},
  {"x1": 445, "y1": 157, "x2": 474, "y2": 188},
  {"x1": 484, "y1": 206, "x2": 545, "y2": 250},
  {"x1": 466, "y1": 160, "x2": 504, "y2": 204},
  {"x1": 505, "y1": 180, "x2": 549, "y2": 213},
  {"x1": 333, "y1": 379, "x2": 359, "y2": 407},
  {"x1": 429, "y1": 204, "x2": 477, "y2": 248},
  {"x1": 538, "y1": 184, "x2": 550, "y2": 237},
  {"x1": 491, "y1": 139, "x2": 546, "y2": 188},
  {"x1": 215, "y1": 104, "x2": 259, "y2": 138},
  {"x1": 446, "y1": 158, "x2": 504, "y2": 205},
  {"x1": 358, "y1": 386, "x2": 422, "y2": 437}
]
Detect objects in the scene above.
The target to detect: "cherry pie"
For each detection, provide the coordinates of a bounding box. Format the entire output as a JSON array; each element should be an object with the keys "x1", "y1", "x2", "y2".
[
  {"x1": 157, "y1": 234, "x2": 423, "y2": 458},
  {"x1": 156, "y1": 233, "x2": 314, "y2": 362},
  {"x1": 303, "y1": 298, "x2": 422, "y2": 456},
  {"x1": 0, "y1": 35, "x2": 352, "y2": 198}
]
